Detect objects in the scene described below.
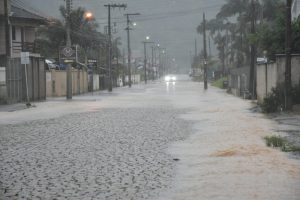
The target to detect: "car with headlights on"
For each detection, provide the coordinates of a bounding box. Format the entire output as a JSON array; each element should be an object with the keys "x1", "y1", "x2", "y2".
[{"x1": 164, "y1": 74, "x2": 177, "y2": 82}]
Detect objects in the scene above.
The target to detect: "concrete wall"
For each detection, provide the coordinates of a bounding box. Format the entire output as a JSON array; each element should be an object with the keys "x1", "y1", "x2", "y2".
[
  {"x1": 0, "y1": 67, "x2": 6, "y2": 103},
  {"x1": 125, "y1": 74, "x2": 141, "y2": 84},
  {"x1": 228, "y1": 66, "x2": 250, "y2": 97},
  {"x1": 276, "y1": 55, "x2": 300, "y2": 86},
  {"x1": 256, "y1": 62, "x2": 278, "y2": 103},
  {"x1": 46, "y1": 70, "x2": 88, "y2": 97},
  {"x1": 132, "y1": 74, "x2": 141, "y2": 84},
  {"x1": 93, "y1": 74, "x2": 99, "y2": 91},
  {"x1": 256, "y1": 55, "x2": 300, "y2": 104}
]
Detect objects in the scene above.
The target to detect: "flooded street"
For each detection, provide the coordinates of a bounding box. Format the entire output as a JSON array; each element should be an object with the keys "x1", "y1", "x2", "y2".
[
  {"x1": 161, "y1": 80, "x2": 300, "y2": 200},
  {"x1": 0, "y1": 79, "x2": 300, "y2": 199}
]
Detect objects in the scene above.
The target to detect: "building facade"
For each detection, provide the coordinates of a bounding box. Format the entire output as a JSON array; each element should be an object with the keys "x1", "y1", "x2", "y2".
[{"x1": 0, "y1": 0, "x2": 46, "y2": 104}]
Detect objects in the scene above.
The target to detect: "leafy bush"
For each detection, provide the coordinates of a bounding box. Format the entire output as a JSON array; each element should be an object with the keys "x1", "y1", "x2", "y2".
[
  {"x1": 264, "y1": 135, "x2": 300, "y2": 153},
  {"x1": 261, "y1": 84, "x2": 284, "y2": 113},
  {"x1": 211, "y1": 77, "x2": 227, "y2": 89}
]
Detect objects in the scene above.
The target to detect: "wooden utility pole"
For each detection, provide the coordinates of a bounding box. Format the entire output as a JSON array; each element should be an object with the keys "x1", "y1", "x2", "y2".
[
  {"x1": 143, "y1": 42, "x2": 147, "y2": 84},
  {"x1": 125, "y1": 13, "x2": 140, "y2": 88},
  {"x1": 151, "y1": 46, "x2": 154, "y2": 80},
  {"x1": 122, "y1": 48, "x2": 125, "y2": 86},
  {"x1": 195, "y1": 39, "x2": 198, "y2": 58},
  {"x1": 105, "y1": 3, "x2": 127, "y2": 92},
  {"x1": 66, "y1": 0, "x2": 72, "y2": 99},
  {"x1": 249, "y1": 0, "x2": 256, "y2": 100},
  {"x1": 285, "y1": 0, "x2": 292, "y2": 110},
  {"x1": 4, "y1": 0, "x2": 10, "y2": 58},
  {"x1": 203, "y1": 13, "x2": 208, "y2": 90},
  {"x1": 142, "y1": 41, "x2": 154, "y2": 84}
]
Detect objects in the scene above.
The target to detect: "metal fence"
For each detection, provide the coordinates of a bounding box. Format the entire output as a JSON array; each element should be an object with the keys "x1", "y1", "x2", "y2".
[{"x1": 6, "y1": 57, "x2": 46, "y2": 104}]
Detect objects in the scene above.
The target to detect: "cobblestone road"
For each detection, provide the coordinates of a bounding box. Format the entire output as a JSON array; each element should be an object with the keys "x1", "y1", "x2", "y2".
[
  {"x1": 0, "y1": 106, "x2": 191, "y2": 199},
  {"x1": 1, "y1": 80, "x2": 300, "y2": 200}
]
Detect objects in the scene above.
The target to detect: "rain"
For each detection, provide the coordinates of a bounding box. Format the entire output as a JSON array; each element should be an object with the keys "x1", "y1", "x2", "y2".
[{"x1": 0, "y1": 0, "x2": 300, "y2": 199}]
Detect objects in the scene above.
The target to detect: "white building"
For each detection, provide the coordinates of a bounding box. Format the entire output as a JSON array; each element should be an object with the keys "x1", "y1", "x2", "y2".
[{"x1": 292, "y1": 0, "x2": 300, "y2": 20}]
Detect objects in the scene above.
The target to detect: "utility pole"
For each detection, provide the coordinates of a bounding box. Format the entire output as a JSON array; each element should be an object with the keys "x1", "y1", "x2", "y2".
[
  {"x1": 208, "y1": 35, "x2": 212, "y2": 58},
  {"x1": 225, "y1": 23, "x2": 229, "y2": 73},
  {"x1": 4, "y1": 0, "x2": 10, "y2": 58},
  {"x1": 122, "y1": 48, "x2": 125, "y2": 86},
  {"x1": 154, "y1": 46, "x2": 157, "y2": 79},
  {"x1": 151, "y1": 46, "x2": 154, "y2": 80},
  {"x1": 285, "y1": 0, "x2": 293, "y2": 110},
  {"x1": 249, "y1": 0, "x2": 256, "y2": 100},
  {"x1": 143, "y1": 42, "x2": 147, "y2": 84},
  {"x1": 125, "y1": 13, "x2": 140, "y2": 88},
  {"x1": 104, "y1": 3, "x2": 127, "y2": 92},
  {"x1": 66, "y1": 0, "x2": 72, "y2": 99},
  {"x1": 116, "y1": 44, "x2": 119, "y2": 86},
  {"x1": 158, "y1": 47, "x2": 162, "y2": 78},
  {"x1": 203, "y1": 13, "x2": 208, "y2": 90},
  {"x1": 142, "y1": 41, "x2": 154, "y2": 84},
  {"x1": 195, "y1": 38, "x2": 198, "y2": 57}
]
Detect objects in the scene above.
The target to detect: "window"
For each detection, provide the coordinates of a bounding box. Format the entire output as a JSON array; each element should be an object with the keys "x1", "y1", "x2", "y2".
[{"x1": 12, "y1": 26, "x2": 16, "y2": 41}]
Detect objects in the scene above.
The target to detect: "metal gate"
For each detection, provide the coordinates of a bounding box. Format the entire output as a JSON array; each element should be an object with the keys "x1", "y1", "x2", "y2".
[
  {"x1": 6, "y1": 57, "x2": 46, "y2": 104},
  {"x1": 6, "y1": 58, "x2": 23, "y2": 103}
]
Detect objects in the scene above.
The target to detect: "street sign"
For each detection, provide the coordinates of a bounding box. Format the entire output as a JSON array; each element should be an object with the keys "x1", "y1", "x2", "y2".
[
  {"x1": 21, "y1": 52, "x2": 30, "y2": 105},
  {"x1": 60, "y1": 46, "x2": 76, "y2": 63},
  {"x1": 21, "y1": 52, "x2": 30, "y2": 64},
  {"x1": 88, "y1": 59, "x2": 97, "y2": 64}
]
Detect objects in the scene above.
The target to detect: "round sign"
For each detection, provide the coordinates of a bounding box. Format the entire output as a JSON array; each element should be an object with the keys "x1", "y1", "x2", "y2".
[{"x1": 62, "y1": 47, "x2": 74, "y2": 57}]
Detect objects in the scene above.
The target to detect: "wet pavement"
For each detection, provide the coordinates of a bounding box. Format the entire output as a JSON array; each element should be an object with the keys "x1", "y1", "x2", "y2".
[{"x1": 0, "y1": 78, "x2": 300, "y2": 200}]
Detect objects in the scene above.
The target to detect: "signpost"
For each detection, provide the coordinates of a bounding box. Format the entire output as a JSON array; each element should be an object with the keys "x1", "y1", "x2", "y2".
[
  {"x1": 60, "y1": 46, "x2": 76, "y2": 63},
  {"x1": 21, "y1": 52, "x2": 30, "y2": 106}
]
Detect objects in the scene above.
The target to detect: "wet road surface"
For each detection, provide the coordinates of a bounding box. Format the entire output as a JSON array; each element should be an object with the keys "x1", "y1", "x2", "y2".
[{"x1": 0, "y1": 78, "x2": 299, "y2": 200}]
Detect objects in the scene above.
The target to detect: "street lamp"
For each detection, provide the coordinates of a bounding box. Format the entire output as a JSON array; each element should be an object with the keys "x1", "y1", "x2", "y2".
[
  {"x1": 84, "y1": 12, "x2": 93, "y2": 20},
  {"x1": 125, "y1": 13, "x2": 140, "y2": 88},
  {"x1": 159, "y1": 48, "x2": 166, "y2": 77},
  {"x1": 142, "y1": 37, "x2": 154, "y2": 84}
]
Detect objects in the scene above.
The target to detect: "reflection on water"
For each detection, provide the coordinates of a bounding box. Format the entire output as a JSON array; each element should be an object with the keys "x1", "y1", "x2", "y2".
[{"x1": 166, "y1": 82, "x2": 176, "y2": 93}]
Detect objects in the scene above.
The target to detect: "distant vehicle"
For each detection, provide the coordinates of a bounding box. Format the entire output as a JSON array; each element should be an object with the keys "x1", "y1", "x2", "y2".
[
  {"x1": 164, "y1": 74, "x2": 177, "y2": 82},
  {"x1": 45, "y1": 59, "x2": 60, "y2": 70}
]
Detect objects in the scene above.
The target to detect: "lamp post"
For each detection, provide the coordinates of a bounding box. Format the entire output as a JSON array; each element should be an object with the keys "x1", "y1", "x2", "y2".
[
  {"x1": 153, "y1": 44, "x2": 160, "y2": 79},
  {"x1": 125, "y1": 13, "x2": 140, "y2": 88},
  {"x1": 158, "y1": 48, "x2": 166, "y2": 78},
  {"x1": 142, "y1": 36, "x2": 154, "y2": 84},
  {"x1": 104, "y1": 3, "x2": 127, "y2": 92}
]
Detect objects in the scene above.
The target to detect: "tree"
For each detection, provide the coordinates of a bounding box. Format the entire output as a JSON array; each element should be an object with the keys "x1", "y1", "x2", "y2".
[
  {"x1": 36, "y1": 19, "x2": 65, "y2": 58},
  {"x1": 197, "y1": 0, "x2": 297, "y2": 68},
  {"x1": 36, "y1": 6, "x2": 107, "y2": 63}
]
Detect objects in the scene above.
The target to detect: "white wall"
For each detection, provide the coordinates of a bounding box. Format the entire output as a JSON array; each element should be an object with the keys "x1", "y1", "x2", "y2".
[
  {"x1": 0, "y1": 67, "x2": 5, "y2": 83},
  {"x1": 256, "y1": 55, "x2": 300, "y2": 104},
  {"x1": 0, "y1": 67, "x2": 7, "y2": 102},
  {"x1": 93, "y1": 74, "x2": 99, "y2": 91}
]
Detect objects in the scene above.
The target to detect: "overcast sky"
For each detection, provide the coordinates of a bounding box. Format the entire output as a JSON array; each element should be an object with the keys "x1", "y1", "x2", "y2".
[{"x1": 17, "y1": 0, "x2": 224, "y2": 71}]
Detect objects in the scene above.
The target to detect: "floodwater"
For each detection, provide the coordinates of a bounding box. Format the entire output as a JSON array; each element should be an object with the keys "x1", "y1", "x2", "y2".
[
  {"x1": 0, "y1": 77, "x2": 299, "y2": 199},
  {"x1": 158, "y1": 77, "x2": 300, "y2": 200}
]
